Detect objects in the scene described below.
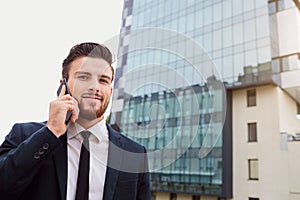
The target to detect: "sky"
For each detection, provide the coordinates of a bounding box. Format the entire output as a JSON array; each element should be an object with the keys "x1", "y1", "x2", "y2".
[{"x1": 0, "y1": 0, "x2": 124, "y2": 142}]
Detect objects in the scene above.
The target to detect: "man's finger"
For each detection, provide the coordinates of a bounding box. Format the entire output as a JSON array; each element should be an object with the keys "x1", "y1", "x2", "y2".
[
  {"x1": 71, "y1": 99, "x2": 79, "y2": 123},
  {"x1": 58, "y1": 85, "x2": 66, "y2": 98}
]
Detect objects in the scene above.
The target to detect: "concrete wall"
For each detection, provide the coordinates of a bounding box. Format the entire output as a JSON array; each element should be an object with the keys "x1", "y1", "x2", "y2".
[
  {"x1": 232, "y1": 85, "x2": 300, "y2": 199},
  {"x1": 277, "y1": 7, "x2": 300, "y2": 56}
]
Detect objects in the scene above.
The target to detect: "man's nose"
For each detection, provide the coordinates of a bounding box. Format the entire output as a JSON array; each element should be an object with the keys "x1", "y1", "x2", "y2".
[{"x1": 88, "y1": 78, "x2": 101, "y2": 92}]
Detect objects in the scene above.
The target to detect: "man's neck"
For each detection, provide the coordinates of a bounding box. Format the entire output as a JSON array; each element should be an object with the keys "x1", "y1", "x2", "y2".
[{"x1": 76, "y1": 116, "x2": 104, "y2": 129}]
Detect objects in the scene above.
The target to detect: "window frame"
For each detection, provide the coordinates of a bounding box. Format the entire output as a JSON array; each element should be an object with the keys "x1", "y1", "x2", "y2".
[
  {"x1": 248, "y1": 158, "x2": 259, "y2": 180},
  {"x1": 247, "y1": 88, "x2": 256, "y2": 107},
  {"x1": 249, "y1": 197, "x2": 259, "y2": 200},
  {"x1": 248, "y1": 122, "x2": 257, "y2": 142}
]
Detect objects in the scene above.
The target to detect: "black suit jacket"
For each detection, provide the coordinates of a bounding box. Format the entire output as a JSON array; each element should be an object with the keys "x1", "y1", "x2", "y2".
[{"x1": 0, "y1": 122, "x2": 151, "y2": 200}]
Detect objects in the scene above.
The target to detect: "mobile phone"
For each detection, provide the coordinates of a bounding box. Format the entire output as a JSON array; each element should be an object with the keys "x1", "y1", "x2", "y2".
[{"x1": 57, "y1": 78, "x2": 72, "y2": 124}]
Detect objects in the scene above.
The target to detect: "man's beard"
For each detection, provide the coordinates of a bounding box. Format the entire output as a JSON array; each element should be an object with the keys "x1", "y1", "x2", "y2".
[{"x1": 78, "y1": 100, "x2": 109, "y2": 120}]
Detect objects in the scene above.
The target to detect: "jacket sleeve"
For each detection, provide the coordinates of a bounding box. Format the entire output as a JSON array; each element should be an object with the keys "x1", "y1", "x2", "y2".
[
  {"x1": 137, "y1": 146, "x2": 151, "y2": 200},
  {"x1": 0, "y1": 123, "x2": 62, "y2": 197}
]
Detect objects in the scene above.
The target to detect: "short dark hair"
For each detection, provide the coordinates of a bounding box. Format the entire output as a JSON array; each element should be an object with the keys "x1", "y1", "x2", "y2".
[{"x1": 62, "y1": 42, "x2": 114, "y2": 81}]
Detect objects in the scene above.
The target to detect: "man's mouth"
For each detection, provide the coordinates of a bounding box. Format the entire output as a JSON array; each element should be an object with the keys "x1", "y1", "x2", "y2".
[{"x1": 82, "y1": 95, "x2": 103, "y2": 101}]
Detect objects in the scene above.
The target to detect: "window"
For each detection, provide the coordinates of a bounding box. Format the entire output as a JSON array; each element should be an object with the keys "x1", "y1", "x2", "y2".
[
  {"x1": 247, "y1": 89, "x2": 256, "y2": 107},
  {"x1": 248, "y1": 122, "x2": 257, "y2": 142},
  {"x1": 192, "y1": 195, "x2": 200, "y2": 200},
  {"x1": 151, "y1": 192, "x2": 156, "y2": 200},
  {"x1": 248, "y1": 159, "x2": 259, "y2": 180},
  {"x1": 170, "y1": 193, "x2": 177, "y2": 200},
  {"x1": 268, "y1": 0, "x2": 278, "y2": 13},
  {"x1": 249, "y1": 198, "x2": 259, "y2": 200}
]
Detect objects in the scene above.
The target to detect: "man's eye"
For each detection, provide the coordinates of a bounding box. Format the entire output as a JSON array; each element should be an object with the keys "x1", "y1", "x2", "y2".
[
  {"x1": 78, "y1": 76, "x2": 88, "y2": 80},
  {"x1": 100, "y1": 79, "x2": 109, "y2": 84}
]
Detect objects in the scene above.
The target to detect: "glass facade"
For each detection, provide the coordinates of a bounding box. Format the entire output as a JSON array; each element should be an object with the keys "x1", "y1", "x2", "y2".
[
  {"x1": 126, "y1": 0, "x2": 273, "y2": 84},
  {"x1": 117, "y1": 83, "x2": 226, "y2": 195},
  {"x1": 110, "y1": 0, "x2": 300, "y2": 198}
]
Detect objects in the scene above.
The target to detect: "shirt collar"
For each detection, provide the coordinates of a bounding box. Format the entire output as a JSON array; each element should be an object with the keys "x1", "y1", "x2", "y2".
[{"x1": 67, "y1": 120, "x2": 108, "y2": 143}]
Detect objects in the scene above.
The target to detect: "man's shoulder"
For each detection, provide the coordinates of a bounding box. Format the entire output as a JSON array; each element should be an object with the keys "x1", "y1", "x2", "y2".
[
  {"x1": 12, "y1": 121, "x2": 46, "y2": 130},
  {"x1": 119, "y1": 133, "x2": 146, "y2": 152},
  {"x1": 2, "y1": 121, "x2": 54, "y2": 146},
  {"x1": 107, "y1": 124, "x2": 146, "y2": 153},
  {"x1": 10, "y1": 121, "x2": 47, "y2": 135}
]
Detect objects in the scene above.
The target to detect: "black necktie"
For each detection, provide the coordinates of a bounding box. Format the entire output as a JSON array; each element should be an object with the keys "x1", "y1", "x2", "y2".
[{"x1": 75, "y1": 131, "x2": 91, "y2": 200}]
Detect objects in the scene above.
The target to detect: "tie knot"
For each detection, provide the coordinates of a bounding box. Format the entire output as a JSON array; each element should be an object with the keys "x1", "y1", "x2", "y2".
[
  {"x1": 81, "y1": 131, "x2": 91, "y2": 141},
  {"x1": 80, "y1": 131, "x2": 91, "y2": 150}
]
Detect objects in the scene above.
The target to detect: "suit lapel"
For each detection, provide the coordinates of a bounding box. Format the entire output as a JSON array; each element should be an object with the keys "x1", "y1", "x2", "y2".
[
  {"x1": 53, "y1": 133, "x2": 68, "y2": 200},
  {"x1": 103, "y1": 125, "x2": 124, "y2": 200}
]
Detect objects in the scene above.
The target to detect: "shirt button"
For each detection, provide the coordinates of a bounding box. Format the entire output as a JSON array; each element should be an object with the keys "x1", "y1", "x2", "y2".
[
  {"x1": 43, "y1": 143, "x2": 49, "y2": 150},
  {"x1": 34, "y1": 152, "x2": 40, "y2": 160}
]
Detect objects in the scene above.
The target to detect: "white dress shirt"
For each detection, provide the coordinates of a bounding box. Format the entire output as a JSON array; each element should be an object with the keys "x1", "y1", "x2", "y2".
[{"x1": 66, "y1": 120, "x2": 109, "y2": 200}]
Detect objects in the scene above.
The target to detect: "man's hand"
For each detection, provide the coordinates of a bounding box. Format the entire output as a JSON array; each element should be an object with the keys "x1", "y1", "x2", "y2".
[{"x1": 46, "y1": 85, "x2": 79, "y2": 138}]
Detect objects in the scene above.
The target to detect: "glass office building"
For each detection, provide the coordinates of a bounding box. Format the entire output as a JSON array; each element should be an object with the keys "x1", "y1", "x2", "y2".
[{"x1": 110, "y1": 0, "x2": 300, "y2": 198}]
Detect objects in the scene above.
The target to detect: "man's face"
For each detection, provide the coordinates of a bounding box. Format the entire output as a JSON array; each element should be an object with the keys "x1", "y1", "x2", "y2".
[{"x1": 67, "y1": 56, "x2": 113, "y2": 121}]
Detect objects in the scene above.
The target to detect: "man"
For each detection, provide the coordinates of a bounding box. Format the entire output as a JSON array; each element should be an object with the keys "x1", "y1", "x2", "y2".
[{"x1": 0, "y1": 42, "x2": 151, "y2": 200}]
